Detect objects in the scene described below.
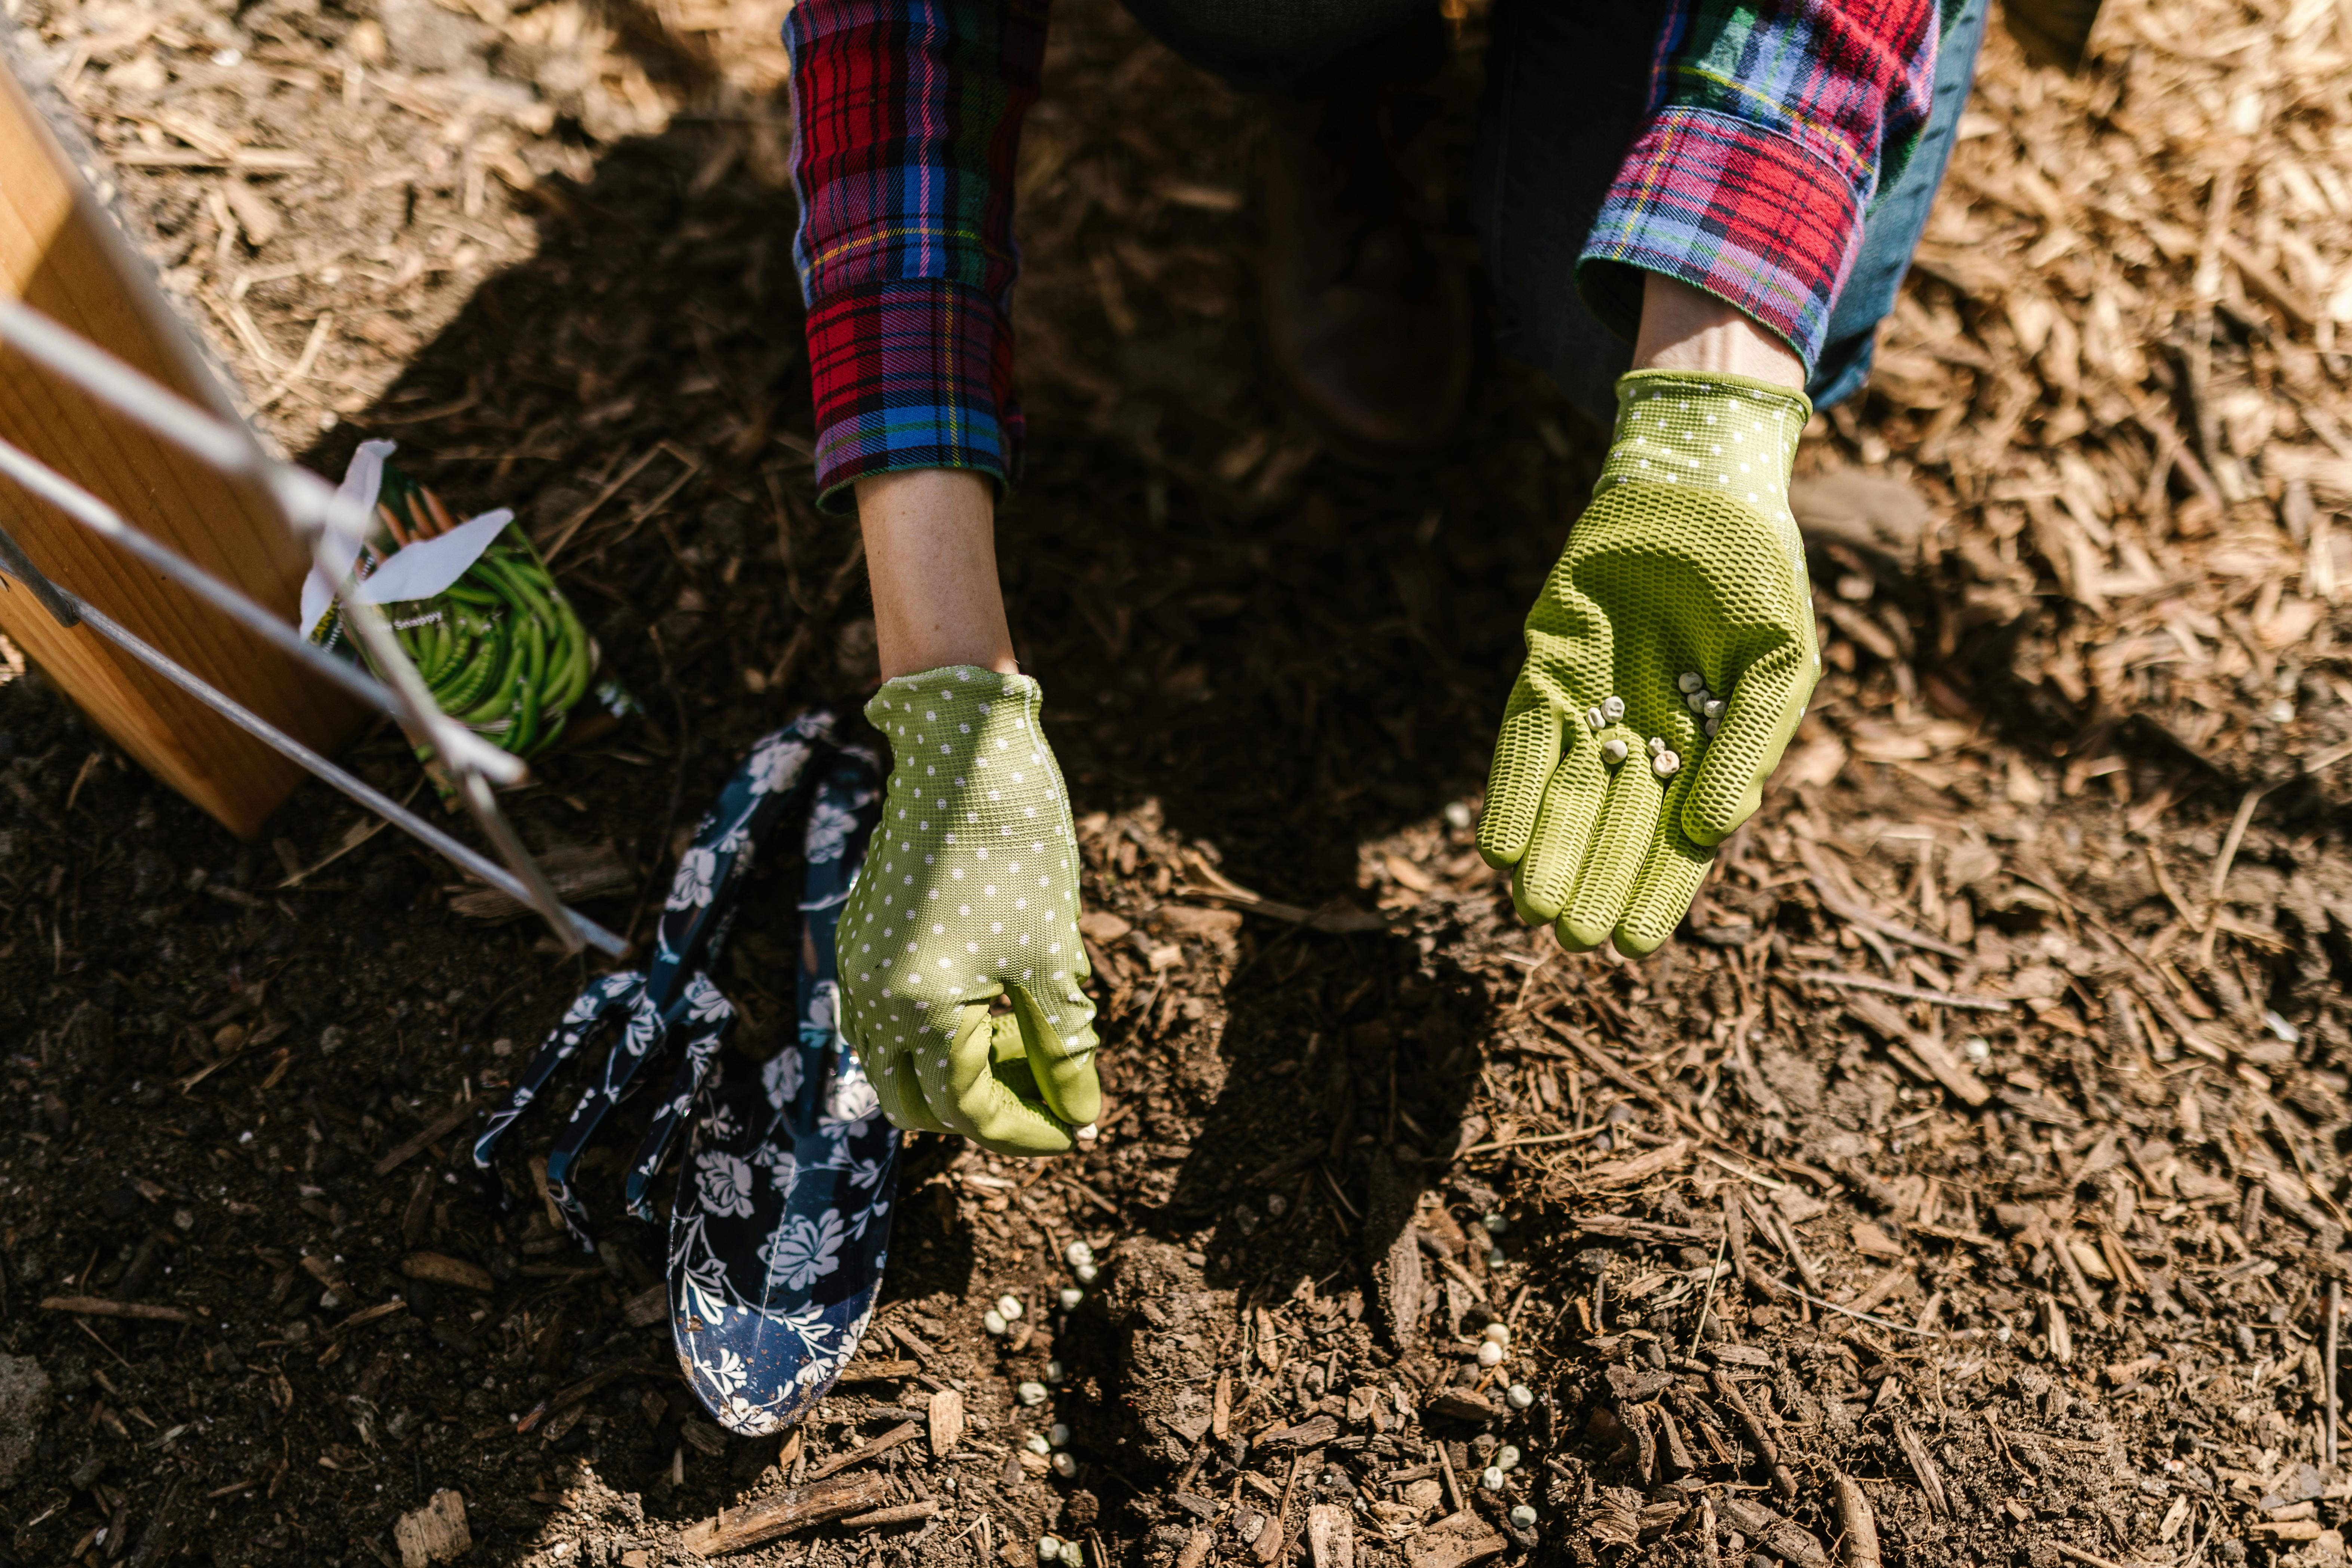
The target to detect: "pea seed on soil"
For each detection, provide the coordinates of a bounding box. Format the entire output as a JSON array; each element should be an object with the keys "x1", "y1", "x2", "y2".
[{"x1": 4, "y1": 0, "x2": 2352, "y2": 1563}]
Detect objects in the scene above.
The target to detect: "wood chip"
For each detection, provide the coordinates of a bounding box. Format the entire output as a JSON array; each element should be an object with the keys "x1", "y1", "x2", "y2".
[
  {"x1": 884, "y1": 1320, "x2": 936, "y2": 1361},
  {"x1": 220, "y1": 181, "x2": 281, "y2": 248},
  {"x1": 1843, "y1": 994, "x2": 1992, "y2": 1106},
  {"x1": 519, "y1": 1360, "x2": 672, "y2": 1433},
  {"x1": 1257, "y1": 1412, "x2": 1339, "y2": 1448},
  {"x1": 2049, "y1": 1544, "x2": 2131, "y2": 1568},
  {"x1": 301, "y1": 1254, "x2": 354, "y2": 1300},
  {"x1": 40, "y1": 1297, "x2": 195, "y2": 1324},
  {"x1": 1366, "y1": 1153, "x2": 1424, "y2": 1348},
  {"x1": 392, "y1": 1490, "x2": 470, "y2": 1568},
  {"x1": 837, "y1": 1358, "x2": 919, "y2": 1383},
  {"x1": 400, "y1": 1253, "x2": 494, "y2": 1294},
  {"x1": 1794, "y1": 970, "x2": 2012, "y2": 1012},
  {"x1": 448, "y1": 843, "x2": 633, "y2": 920},
  {"x1": 1843, "y1": 1262, "x2": 1915, "y2": 1316},
  {"x1": 1710, "y1": 1369, "x2": 1797, "y2": 1500},
  {"x1": 840, "y1": 1500, "x2": 939, "y2": 1530},
  {"x1": 676, "y1": 1475, "x2": 891, "y2": 1557},
  {"x1": 1833, "y1": 1474, "x2": 1881, "y2": 1568},
  {"x1": 805, "y1": 1420, "x2": 920, "y2": 1482},
  {"x1": 1894, "y1": 1420, "x2": 1951, "y2": 1515},
  {"x1": 1405, "y1": 1511, "x2": 1508, "y2": 1568},
  {"x1": 333, "y1": 1300, "x2": 406, "y2": 1335},
  {"x1": 372, "y1": 1101, "x2": 479, "y2": 1176},
  {"x1": 927, "y1": 1387, "x2": 964, "y2": 1457},
  {"x1": 1580, "y1": 1138, "x2": 1695, "y2": 1189},
  {"x1": 1424, "y1": 1391, "x2": 1502, "y2": 1425},
  {"x1": 620, "y1": 1284, "x2": 667, "y2": 1329},
  {"x1": 1307, "y1": 1503, "x2": 1357, "y2": 1568},
  {"x1": 1655, "y1": 1404, "x2": 1699, "y2": 1475},
  {"x1": 1716, "y1": 1496, "x2": 1831, "y2": 1568},
  {"x1": 110, "y1": 147, "x2": 317, "y2": 171}
]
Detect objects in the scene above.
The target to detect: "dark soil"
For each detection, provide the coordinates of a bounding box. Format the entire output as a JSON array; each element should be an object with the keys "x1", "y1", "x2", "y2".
[{"x1": 5, "y1": 0, "x2": 2352, "y2": 1566}]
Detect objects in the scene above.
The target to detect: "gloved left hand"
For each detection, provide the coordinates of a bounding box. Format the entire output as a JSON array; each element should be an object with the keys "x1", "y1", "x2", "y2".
[
  {"x1": 1478, "y1": 369, "x2": 1820, "y2": 956},
  {"x1": 838, "y1": 667, "x2": 1101, "y2": 1156}
]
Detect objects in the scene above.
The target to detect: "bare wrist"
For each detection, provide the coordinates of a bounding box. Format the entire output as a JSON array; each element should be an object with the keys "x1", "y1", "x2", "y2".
[
  {"x1": 853, "y1": 469, "x2": 1020, "y2": 681},
  {"x1": 1631, "y1": 274, "x2": 1805, "y2": 390}
]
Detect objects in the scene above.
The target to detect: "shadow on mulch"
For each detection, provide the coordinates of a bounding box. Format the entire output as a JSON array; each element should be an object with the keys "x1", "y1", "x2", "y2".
[
  {"x1": 11, "y1": 0, "x2": 2310, "y2": 1561},
  {"x1": 227, "y1": 6, "x2": 1554, "y2": 1549}
]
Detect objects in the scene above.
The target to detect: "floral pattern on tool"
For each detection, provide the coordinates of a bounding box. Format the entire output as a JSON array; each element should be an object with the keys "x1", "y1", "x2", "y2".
[
  {"x1": 470, "y1": 709, "x2": 897, "y2": 1435},
  {"x1": 669, "y1": 754, "x2": 897, "y2": 1435}
]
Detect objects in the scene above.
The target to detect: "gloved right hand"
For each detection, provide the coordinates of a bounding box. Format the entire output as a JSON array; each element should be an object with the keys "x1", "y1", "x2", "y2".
[
  {"x1": 1477, "y1": 370, "x2": 1820, "y2": 956},
  {"x1": 838, "y1": 667, "x2": 1101, "y2": 1156}
]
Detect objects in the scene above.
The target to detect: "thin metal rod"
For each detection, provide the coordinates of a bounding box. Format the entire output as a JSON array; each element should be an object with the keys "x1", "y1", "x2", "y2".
[
  {"x1": 0, "y1": 435, "x2": 399, "y2": 716},
  {"x1": 0, "y1": 510, "x2": 79, "y2": 626},
  {"x1": 0, "y1": 449, "x2": 578, "y2": 946},
  {"x1": 0, "y1": 433, "x2": 568, "y2": 943},
  {"x1": 0, "y1": 299, "x2": 601, "y2": 946},
  {"x1": 0, "y1": 299, "x2": 525, "y2": 791},
  {"x1": 0, "y1": 300, "x2": 256, "y2": 476},
  {"x1": 0, "y1": 301, "x2": 583, "y2": 947},
  {"x1": 64, "y1": 593, "x2": 626, "y2": 956}
]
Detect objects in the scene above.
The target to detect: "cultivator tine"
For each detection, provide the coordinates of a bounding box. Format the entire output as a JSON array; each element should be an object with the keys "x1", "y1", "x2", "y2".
[
  {"x1": 624, "y1": 989, "x2": 738, "y2": 1222},
  {"x1": 537, "y1": 989, "x2": 676, "y2": 1242},
  {"x1": 469, "y1": 713, "x2": 881, "y2": 1252},
  {"x1": 470, "y1": 970, "x2": 648, "y2": 1225}
]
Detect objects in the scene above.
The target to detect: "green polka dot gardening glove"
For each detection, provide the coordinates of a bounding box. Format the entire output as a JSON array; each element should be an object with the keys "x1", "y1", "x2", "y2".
[
  {"x1": 1479, "y1": 370, "x2": 1821, "y2": 956},
  {"x1": 840, "y1": 667, "x2": 1101, "y2": 1157}
]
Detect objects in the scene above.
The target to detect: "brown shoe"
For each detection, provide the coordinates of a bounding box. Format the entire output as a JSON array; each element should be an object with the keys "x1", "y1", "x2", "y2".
[{"x1": 1260, "y1": 88, "x2": 1470, "y2": 467}]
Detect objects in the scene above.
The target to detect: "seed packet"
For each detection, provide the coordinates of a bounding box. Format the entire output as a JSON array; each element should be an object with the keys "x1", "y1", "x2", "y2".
[{"x1": 300, "y1": 441, "x2": 637, "y2": 775}]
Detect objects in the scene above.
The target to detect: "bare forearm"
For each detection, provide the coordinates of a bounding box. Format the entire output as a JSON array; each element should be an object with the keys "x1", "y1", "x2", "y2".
[
  {"x1": 854, "y1": 469, "x2": 1019, "y2": 680},
  {"x1": 1631, "y1": 274, "x2": 1806, "y2": 390}
]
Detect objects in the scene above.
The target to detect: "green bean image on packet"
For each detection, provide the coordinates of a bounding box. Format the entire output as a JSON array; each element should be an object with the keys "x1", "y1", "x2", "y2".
[{"x1": 299, "y1": 441, "x2": 639, "y2": 786}]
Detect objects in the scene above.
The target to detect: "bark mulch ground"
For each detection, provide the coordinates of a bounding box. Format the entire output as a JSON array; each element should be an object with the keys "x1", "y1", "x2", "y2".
[{"x1": 4, "y1": 0, "x2": 2352, "y2": 1564}]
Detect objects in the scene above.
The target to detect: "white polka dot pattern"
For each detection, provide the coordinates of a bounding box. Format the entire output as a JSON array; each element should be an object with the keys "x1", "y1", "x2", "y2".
[
  {"x1": 839, "y1": 666, "x2": 1099, "y2": 1156},
  {"x1": 1592, "y1": 371, "x2": 1809, "y2": 586}
]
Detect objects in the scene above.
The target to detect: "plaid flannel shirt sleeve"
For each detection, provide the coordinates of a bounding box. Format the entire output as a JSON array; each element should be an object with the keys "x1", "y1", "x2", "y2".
[
  {"x1": 1578, "y1": 0, "x2": 1941, "y2": 368},
  {"x1": 785, "y1": 0, "x2": 1049, "y2": 512}
]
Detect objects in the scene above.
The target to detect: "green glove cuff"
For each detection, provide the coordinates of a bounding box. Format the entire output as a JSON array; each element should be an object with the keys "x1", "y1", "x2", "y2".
[{"x1": 1596, "y1": 369, "x2": 1811, "y2": 525}]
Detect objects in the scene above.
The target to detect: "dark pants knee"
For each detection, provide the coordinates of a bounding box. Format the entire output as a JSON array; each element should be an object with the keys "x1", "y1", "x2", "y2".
[
  {"x1": 1119, "y1": 0, "x2": 1990, "y2": 424},
  {"x1": 1472, "y1": 0, "x2": 1670, "y2": 427},
  {"x1": 1475, "y1": 0, "x2": 1991, "y2": 425},
  {"x1": 1117, "y1": 0, "x2": 1440, "y2": 92}
]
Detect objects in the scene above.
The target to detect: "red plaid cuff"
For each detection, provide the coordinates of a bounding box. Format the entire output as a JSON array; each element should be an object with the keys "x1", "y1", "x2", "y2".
[
  {"x1": 1578, "y1": 106, "x2": 1863, "y2": 367},
  {"x1": 806, "y1": 278, "x2": 1022, "y2": 514}
]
